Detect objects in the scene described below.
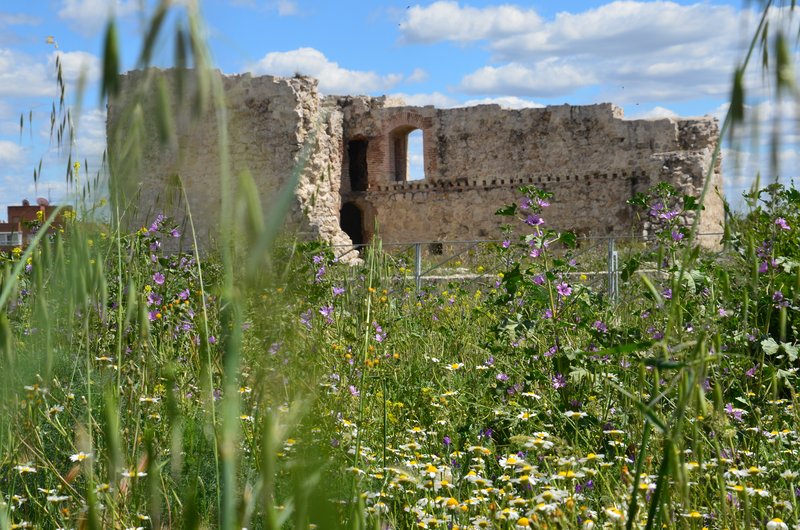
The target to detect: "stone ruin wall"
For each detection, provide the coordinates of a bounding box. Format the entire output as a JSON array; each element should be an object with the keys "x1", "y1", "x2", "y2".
[
  {"x1": 108, "y1": 70, "x2": 351, "y2": 250},
  {"x1": 108, "y1": 70, "x2": 723, "y2": 253},
  {"x1": 338, "y1": 99, "x2": 723, "y2": 245}
]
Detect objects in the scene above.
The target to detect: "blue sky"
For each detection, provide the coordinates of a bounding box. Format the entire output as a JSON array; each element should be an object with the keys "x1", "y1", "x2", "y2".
[{"x1": 0, "y1": 0, "x2": 797, "y2": 217}]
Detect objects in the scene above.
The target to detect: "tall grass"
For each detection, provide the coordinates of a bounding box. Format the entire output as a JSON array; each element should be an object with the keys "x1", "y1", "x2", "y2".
[{"x1": 0, "y1": 1, "x2": 798, "y2": 529}]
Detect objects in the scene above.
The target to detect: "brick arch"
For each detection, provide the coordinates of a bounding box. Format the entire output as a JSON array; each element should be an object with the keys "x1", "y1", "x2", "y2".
[{"x1": 385, "y1": 123, "x2": 428, "y2": 183}]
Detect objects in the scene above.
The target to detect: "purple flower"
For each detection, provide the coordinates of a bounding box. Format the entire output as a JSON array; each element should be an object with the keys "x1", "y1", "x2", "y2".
[
  {"x1": 348, "y1": 385, "x2": 360, "y2": 397},
  {"x1": 502, "y1": 239, "x2": 511, "y2": 248},
  {"x1": 332, "y1": 286, "x2": 345, "y2": 296},
  {"x1": 178, "y1": 289, "x2": 190, "y2": 300},
  {"x1": 551, "y1": 373, "x2": 567, "y2": 390},
  {"x1": 536, "y1": 198, "x2": 550, "y2": 208},
  {"x1": 320, "y1": 305, "x2": 334, "y2": 324},
  {"x1": 520, "y1": 197, "x2": 532, "y2": 211},
  {"x1": 153, "y1": 271, "x2": 165, "y2": 285},
  {"x1": 269, "y1": 342, "x2": 281, "y2": 354},
  {"x1": 149, "y1": 214, "x2": 165, "y2": 233},
  {"x1": 718, "y1": 307, "x2": 728, "y2": 317},
  {"x1": 372, "y1": 321, "x2": 386, "y2": 342},
  {"x1": 649, "y1": 201, "x2": 664, "y2": 217},
  {"x1": 525, "y1": 214, "x2": 544, "y2": 226},
  {"x1": 592, "y1": 320, "x2": 608, "y2": 333},
  {"x1": 745, "y1": 365, "x2": 757, "y2": 378},
  {"x1": 671, "y1": 230, "x2": 684, "y2": 242},
  {"x1": 533, "y1": 274, "x2": 545, "y2": 285},
  {"x1": 496, "y1": 372, "x2": 509, "y2": 382},
  {"x1": 170, "y1": 228, "x2": 181, "y2": 238},
  {"x1": 724, "y1": 403, "x2": 744, "y2": 422},
  {"x1": 556, "y1": 282, "x2": 572, "y2": 297},
  {"x1": 662, "y1": 288, "x2": 672, "y2": 300},
  {"x1": 208, "y1": 335, "x2": 217, "y2": 344},
  {"x1": 148, "y1": 310, "x2": 158, "y2": 321},
  {"x1": 315, "y1": 266, "x2": 326, "y2": 283},
  {"x1": 312, "y1": 254, "x2": 324, "y2": 264},
  {"x1": 658, "y1": 209, "x2": 679, "y2": 221},
  {"x1": 443, "y1": 436, "x2": 451, "y2": 446},
  {"x1": 775, "y1": 217, "x2": 791, "y2": 230},
  {"x1": 544, "y1": 345, "x2": 557, "y2": 357},
  {"x1": 300, "y1": 309, "x2": 313, "y2": 329},
  {"x1": 146, "y1": 292, "x2": 162, "y2": 306},
  {"x1": 543, "y1": 308, "x2": 553, "y2": 319}
]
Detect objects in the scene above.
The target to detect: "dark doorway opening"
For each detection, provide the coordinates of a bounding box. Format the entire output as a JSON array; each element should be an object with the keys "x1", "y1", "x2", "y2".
[
  {"x1": 348, "y1": 139, "x2": 368, "y2": 191},
  {"x1": 340, "y1": 202, "x2": 364, "y2": 246}
]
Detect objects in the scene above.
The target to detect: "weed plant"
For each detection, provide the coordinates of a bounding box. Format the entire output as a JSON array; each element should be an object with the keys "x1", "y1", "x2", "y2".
[{"x1": 1, "y1": 1, "x2": 800, "y2": 529}]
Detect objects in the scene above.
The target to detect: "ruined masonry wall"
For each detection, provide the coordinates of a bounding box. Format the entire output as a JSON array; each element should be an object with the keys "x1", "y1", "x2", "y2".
[
  {"x1": 338, "y1": 100, "x2": 723, "y2": 243},
  {"x1": 109, "y1": 70, "x2": 349, "y2": 250},
  {"x1": 109, "y1": 70, "x2": 724, "y2": 253}
]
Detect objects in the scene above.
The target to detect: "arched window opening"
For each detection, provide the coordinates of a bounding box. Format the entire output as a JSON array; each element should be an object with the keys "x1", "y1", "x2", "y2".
[
  {"x1": 407, "y1": 129, "x2": 425, "y2": 181},
  {"x1": 390, "y1": 126, "x2": 426, "y2": 182},
  {"x1": 340, "y1": 202, "x2": 364, "y2": 246},
  {"x1": 348, "y1": 139, "x2": 368, "y2": 191}
]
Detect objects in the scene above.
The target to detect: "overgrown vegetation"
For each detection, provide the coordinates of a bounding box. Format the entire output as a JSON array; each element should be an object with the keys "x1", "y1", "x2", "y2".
[{"x1": 1, "y1": 1, "x2": 799, "y2": 528}]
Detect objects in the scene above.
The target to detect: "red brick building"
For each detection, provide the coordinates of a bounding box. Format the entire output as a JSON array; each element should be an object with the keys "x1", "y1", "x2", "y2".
[{"x1": 0, "y1": 198, "x2": 72, "y2": 253}]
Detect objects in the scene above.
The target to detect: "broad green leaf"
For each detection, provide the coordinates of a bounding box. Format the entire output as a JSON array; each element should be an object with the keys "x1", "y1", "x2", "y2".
[
  {"x1": 495, "y1": 204, "x2": 517, "y2": 216},
  {"x1": 762, "y1": 337, "x2": 780, "y2": 355}
]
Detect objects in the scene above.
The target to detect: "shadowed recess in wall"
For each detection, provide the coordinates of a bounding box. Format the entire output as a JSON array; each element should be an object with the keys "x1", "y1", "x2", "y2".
[{"x1": 340, "y1": 202, "x2": 363, "y2": 246}]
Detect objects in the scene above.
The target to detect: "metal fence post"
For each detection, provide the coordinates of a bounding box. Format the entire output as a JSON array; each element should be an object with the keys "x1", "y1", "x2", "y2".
[
  {"x1": 607, "y1": 238, "x2": 619, "y2": 304},
  {"x1": 414, "y1": 242, "x2": 422, "y2": 291}
]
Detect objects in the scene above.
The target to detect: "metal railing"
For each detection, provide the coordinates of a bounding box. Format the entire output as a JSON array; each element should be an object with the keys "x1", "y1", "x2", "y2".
[{"x1": 331, "y1": 232, "x2": 725, "y2": 302}]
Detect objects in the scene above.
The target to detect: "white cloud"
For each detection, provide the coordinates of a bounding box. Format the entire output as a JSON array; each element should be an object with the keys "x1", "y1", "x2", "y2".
[
  {"x1": 386, "y1": 92, "x2": 459, "y2": 108},
  {"x1": 0, "y1": 141, "x2": 23, "y2": 164},
  {"x1": 462, "y1": 96, "x2": 544, "y2": 110},
  {"x1": 459, "y1": 60, "x2": 594, "y2": 97},
  {"x1": 0, "y1": 49, "x2": 52, "y2": 97},
  {"x1": 628, "y1": 106, "x2": 679, "y2": 120},
  {"x1": 489, "y1": 2, "x2": 739, "y2": 60},
  {"x1": 275, "y1": 0, "x2": 299, "y2": 15},
  {"x1": 73, "y1": 108, "x2": 108, "y2": 162},
  {"x1": 248, "y1": 48, "x2": 403, "y2": 94},
  {"x1": 400, "y1": 1, "x2": 541, "y2": 43},
  {"x1": 406, "y1": 68, "x2": 428, "y2": 84},
  {"x1": 58, "y1": 0, "x2": 139, "y2": 35},
  {"x1": 0, "y1": 13, "x2": 40, "y2": 26},
  {"x1": 231, "y1": 0, "x2": 300, "y2": 15},
  {"x1": 49, "y1": 51, "x2": 101, "y2": 86},
  {"x1": 399, "y1": 1, "x2": 754, "y2": 104}
]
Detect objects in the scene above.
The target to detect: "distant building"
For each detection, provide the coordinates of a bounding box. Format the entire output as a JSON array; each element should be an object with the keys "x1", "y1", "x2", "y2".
[{"x1": 0, "y1": 198, "x2": 72, "y2": 253}]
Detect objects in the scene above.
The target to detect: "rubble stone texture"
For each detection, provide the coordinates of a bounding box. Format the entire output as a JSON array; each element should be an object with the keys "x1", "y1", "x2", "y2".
[{"x1": 108, "y1": 70, "x2": 724, "y2": 254}]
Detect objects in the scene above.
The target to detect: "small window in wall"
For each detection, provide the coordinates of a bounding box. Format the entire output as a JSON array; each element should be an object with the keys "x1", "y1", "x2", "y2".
[
  {"x1": 348, "y1": 139, "x2": 368, "y2": 191},
  {"x1": 340, "y1": 202, "x2": 364, "y2": 246},
  {"x1": 407, "y1": 129, "x2": 425, "y2": 181},
  {"x1": 391, "y1": 126, "x2": 425, "y2": 181}
]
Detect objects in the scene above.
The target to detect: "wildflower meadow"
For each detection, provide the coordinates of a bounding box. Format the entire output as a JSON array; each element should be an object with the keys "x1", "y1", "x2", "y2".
[{"x1": 1, "y1": 2, "x2": 799, "y2": 529}]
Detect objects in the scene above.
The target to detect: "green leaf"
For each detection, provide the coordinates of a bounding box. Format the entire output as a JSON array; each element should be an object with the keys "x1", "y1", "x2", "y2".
[
  {"x1": 643, "y1": 358, "x2": 685, "y2": 370},
  {"x1": 101, "y1": 20, "x2": 120, "y2": 102},
  {"x1": 682, "y1": 194, "x2": 702, "y2": 211},
  {"x1": 781, "y1": 342, "x2": 798, "y2": 362},
  {"x1": 559, "y1": 231, "x2": 577, "y2": 248},
  {"x1": 495, "y1": 204, "x2": 517, "y2": 216},
  {"x1": 761, "y1": 337, "x2": 780, "y2": 355}
]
